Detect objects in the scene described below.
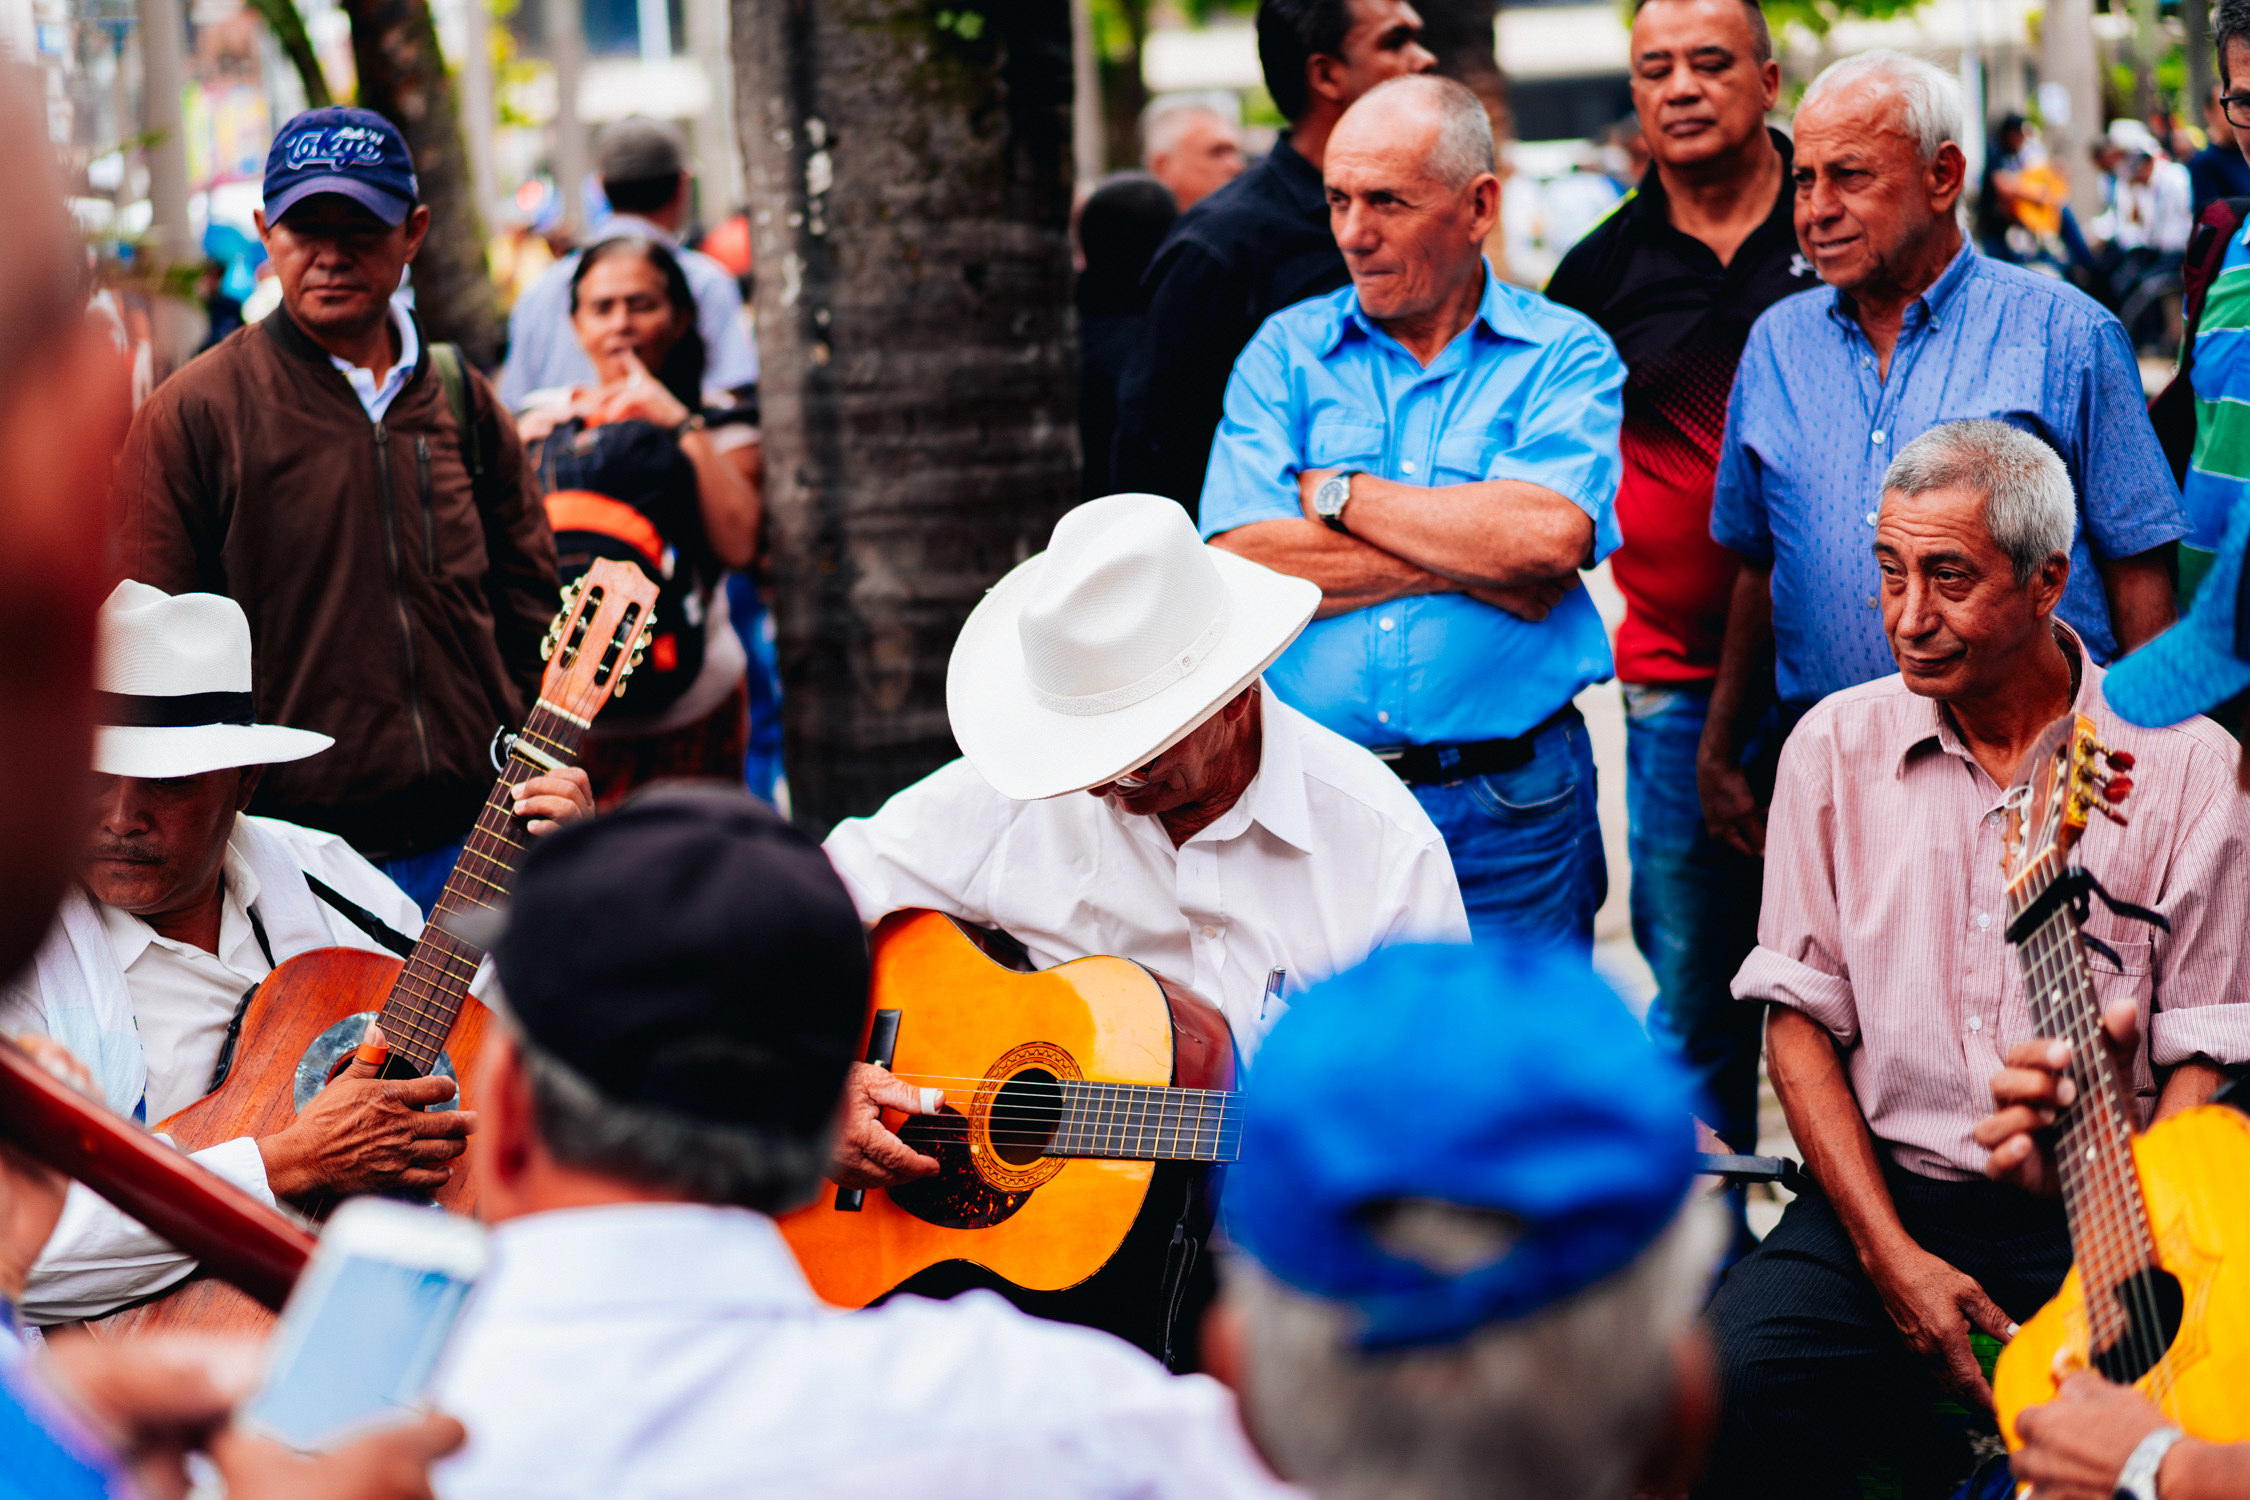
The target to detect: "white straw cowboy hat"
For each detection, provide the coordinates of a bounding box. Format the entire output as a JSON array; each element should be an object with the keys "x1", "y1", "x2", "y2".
[
  {"x1": 94, "y1": 580, "x2": 332, "y2": 778},
  {"x1": 948, "y1": 493, "x2": 1320, "y2": 800}
]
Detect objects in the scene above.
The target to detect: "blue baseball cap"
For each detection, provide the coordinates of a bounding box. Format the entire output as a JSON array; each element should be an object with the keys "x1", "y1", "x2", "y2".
[
  {"x1": 1223, "y1": 942, "x2": 1702, "y2": 1351},
  {"x1": 2106, "y1": 489, "x2": 2250, "y2": 728},
  {"x1": 262, "y1": 107, "x2": 418, "y2": 227}
]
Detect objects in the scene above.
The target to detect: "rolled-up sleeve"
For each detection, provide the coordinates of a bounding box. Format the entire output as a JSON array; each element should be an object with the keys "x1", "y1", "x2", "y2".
[
  {"x1": 1197, "y1": 326, "x2": 1307, "y2": 540},
  {"x1": 1480, "y1": 322, "x2": 1625, "y2": 564},
  {"x1": 1732, "y1": 712, "x2": 1860, "y2": 1046},
  {"x1": 2147, "y1": 757, "x2": 2250, "y2": 1068}
]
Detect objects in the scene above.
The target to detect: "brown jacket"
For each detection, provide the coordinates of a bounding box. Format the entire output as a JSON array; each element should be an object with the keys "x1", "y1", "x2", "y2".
[{"x1": 115, "y1": 309, "x2": 558, "y2": 862}]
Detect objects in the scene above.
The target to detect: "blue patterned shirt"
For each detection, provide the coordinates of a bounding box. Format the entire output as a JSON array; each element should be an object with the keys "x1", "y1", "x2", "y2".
[
  {"x1": 1711, "y1": 246, "x2": 2187, "y2": 704},
  {"x1": 1200, "y1": 266, "x2": 1625, "y2": 745}
]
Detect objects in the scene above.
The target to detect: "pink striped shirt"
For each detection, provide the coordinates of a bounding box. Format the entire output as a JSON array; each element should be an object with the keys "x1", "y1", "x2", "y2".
[{"x1": 1734, "y1": 627, "x2": 2250, "y2": 1180}]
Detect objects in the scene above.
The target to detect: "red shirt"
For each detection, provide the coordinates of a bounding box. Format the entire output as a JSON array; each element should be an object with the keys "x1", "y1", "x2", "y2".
[{"x1": 1545, "y1": 136, "x2": 1820, "y2": 684}]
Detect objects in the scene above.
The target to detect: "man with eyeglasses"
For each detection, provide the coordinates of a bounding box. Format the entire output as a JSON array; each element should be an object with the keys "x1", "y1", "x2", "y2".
[{"x1": 2181, "y1": 3, "x2": 2250, "y2": 584}]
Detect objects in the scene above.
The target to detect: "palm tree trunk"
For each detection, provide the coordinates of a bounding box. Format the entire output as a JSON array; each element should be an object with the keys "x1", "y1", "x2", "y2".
[
  {"x1": 734, "y1": 0, "x2": 1079, "y2": 833},
  {"x1": 244, "y1": 0, "x2": 334, "y2": 107},
  {"x1": 345, "y1": 0, "x2": 500, "y2": 364}
]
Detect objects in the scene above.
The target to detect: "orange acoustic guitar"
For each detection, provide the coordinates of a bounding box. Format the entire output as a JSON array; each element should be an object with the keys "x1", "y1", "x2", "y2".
[
  {"x1": 1994, "y1": 715, "x2": 2250, "y2": 1452},
  {"x1": 96, "y1": 560, "x2": 659, "y2": 1336},
  {"x1": 778, "y1": 910, "x2": 1237, "y2": 1354}
]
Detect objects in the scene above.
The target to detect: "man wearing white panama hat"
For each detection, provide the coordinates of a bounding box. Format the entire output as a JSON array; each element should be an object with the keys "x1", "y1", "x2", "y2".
[
  {"x1": 823, "y1": 492, "x2": 1469, "y2": 1190},
  {"x1": 0, "y1": 581, "x2": 590, "y2": 1323}
]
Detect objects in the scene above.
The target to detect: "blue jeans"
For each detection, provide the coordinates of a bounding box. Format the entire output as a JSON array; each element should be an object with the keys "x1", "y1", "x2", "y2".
[
  {"x1": 1410, "y1": 710, "x2": 1605, "y2": 954},
  {"x1": 375, "y1": 841, "x2": 462, "y2": 918},
  {"x1": 727, "y1": 572, "x2": 786, "y2": 807},
  {"x1": 1622, "y1": 682, "x2": 1765, "y2": 1155}
]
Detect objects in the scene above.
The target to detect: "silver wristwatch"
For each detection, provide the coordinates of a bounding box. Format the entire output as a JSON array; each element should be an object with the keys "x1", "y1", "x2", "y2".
[
  {"x1": 1313, "y1": 470, "x2": 1358, "y2": 534},
  {"x1": 2114, "y1": 1425, "x2": 2186, "y2": 1500}
]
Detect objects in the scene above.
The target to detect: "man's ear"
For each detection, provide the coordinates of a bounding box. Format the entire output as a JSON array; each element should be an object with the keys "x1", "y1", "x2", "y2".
[
  {"x1": 1467, "y1": 172, "x2": 1502, "y2": 244},
  {"x1": 1306, "y1": 52, "x2": 1352, "y2": 110},
  {"x1": 400, "y1": 204, "x2": 433, "y2": 262},
  {"x1": 474, "y1": 1027, "x2": 538, "y2": 1202},
  {"x1": 235, "y1": 765, "x2": 263, "y2": 811},
  {"x1": 1928, "y1": 140, "x2": 1969, "y2": 214},
  {"x1": 2032, "y1": 552, "x2": 2071, "y2": 619}
]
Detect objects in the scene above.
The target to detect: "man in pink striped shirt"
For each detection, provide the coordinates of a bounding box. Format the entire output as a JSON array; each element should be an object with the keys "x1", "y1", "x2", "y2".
[{"x1": 1694, "y1": 420, "x2": 2250, "y2": 1500}]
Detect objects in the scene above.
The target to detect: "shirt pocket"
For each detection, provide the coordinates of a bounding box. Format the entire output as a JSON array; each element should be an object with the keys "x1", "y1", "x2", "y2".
[
  {"x1": 2084, "y1": 934, "x2": 2156, "y2": 1100},
  {"x1": 1306, "y1": 414, "x2": 1385, "y2": 470},
  {"x1": 1436, "y1": 431, "x2": 1498, "y2": 485}
]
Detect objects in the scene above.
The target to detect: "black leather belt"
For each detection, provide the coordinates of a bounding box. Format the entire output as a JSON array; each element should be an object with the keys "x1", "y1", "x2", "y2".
[{"x1": 1372, "y1": 705, "x2": 1580, "y2": 786}]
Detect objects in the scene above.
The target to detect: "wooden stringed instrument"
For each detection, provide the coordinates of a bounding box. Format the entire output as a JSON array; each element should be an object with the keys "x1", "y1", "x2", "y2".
[
  {"x1": 96, "y1": 560, "x2": 659, "y2": 1336},
  {"x1": 777, "y1": 910, "x2": 1237, "y2": 1344},
  {"x1": 1994, "y1": 714, "x2": 2250, "y2": 1451},
  {"x1": 0, "y1": 1034, "x2": 311, "y2": 1312}
]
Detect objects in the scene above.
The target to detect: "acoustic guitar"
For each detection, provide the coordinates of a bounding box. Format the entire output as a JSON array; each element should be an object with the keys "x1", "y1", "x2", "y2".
[
  {"x1": 97, "y1": 560, "x2": 658, "y2": 1336},
  {"x1": 1994, "y1": 714, "x2": 2250, "y2": 1450},
  {"x1": 777, "y1": 910, "x2": 1237, "y2": 1338},
  {"x1": 0, "y1": 1035, "x2": 311, "y2": 1312}
]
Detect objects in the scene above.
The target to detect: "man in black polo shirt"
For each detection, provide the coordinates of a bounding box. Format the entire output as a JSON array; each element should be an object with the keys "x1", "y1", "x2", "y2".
[
  {"x1": 1545, "y1": 0, "x2": 1815, "y2": 1189},
  {"x1": 1110, "y1": 0, "x2": 1433, "y2": 509}
]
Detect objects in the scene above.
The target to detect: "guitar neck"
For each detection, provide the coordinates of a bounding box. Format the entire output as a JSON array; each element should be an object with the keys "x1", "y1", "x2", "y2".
[
  {"x1": 1047, "y1": 1080, "x2": 1238, "y2": 1164},
  {"x1": 2009, "y1": 849, "x2": 2160, "y2": 1347},
  {"x1": 374, "y1": 701, "x2": 589, "y2": 1075}
]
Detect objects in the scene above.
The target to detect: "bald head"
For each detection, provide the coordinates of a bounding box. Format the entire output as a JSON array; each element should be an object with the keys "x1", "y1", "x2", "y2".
[
  {"x1": 1332, "y1": 74, "x2": 1497, "y2": 189},
  {"x1": 0, "y1": 62, "x2": 127, "y2": 979}
]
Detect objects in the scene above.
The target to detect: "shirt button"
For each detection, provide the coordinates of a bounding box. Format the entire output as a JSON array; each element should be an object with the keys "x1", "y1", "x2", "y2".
[
  {"x1": 1200, "y1": 925, "x2": 1218, "y2": 940},
  {"x1": 1378, "y1": 616, "x2": 1395, "y2": 632},
  {"x1": 1865, "y1": 511, "x2": 1878, "y2": 526},
  {"x1": 1968, "y1": 1016, "x2": 1984, "y2": 1032},
  {"x1": 1861, "y1": 355, "x2": 1873, "y2": 368},
  {"x1": 1376, "y1": 710, "x2": 1391, "y2": 723},
  {"x1": 1401, "y1": 459, "x2": 1418, "y2": 475},
  {"x1": 1976, "y1": 912, "x2": 1991, "y2": 930},
  {"x1": 1871, "y1": 430, "x2": 1887, "y2": 445},
  {"x1": 1865, "y1": 594, "x2": 1877, "y2": 608}
]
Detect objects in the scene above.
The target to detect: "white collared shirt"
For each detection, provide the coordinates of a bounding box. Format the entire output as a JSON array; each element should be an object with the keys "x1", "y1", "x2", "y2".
[
  {"x1": 822, "y1": 684, "x2": 1469, "y2": 1056},
  {"x1": 330, "y1": 297, "x2": 421, "y2": 422},
  {"x1": 433, "y1": 1203, "x2": 1298, "y2": 1499}
]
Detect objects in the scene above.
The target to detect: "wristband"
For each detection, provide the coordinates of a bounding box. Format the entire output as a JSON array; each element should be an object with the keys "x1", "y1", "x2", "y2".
[{"x1": 2114, "y1": 1425, "x2": 2186, "y2": 1500}]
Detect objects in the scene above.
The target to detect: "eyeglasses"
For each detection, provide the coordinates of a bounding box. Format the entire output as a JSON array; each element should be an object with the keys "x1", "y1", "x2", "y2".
[{"x1": 2223, "y1": 92, "x2": 2250, "y2": 130}]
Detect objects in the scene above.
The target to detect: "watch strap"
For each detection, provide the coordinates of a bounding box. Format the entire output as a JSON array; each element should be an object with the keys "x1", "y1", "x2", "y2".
[{"x1": 2115, "y1": 1425, "x2": 2186, "y2": 1500}]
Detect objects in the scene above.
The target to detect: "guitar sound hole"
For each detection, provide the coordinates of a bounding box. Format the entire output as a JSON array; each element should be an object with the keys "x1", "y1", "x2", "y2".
[
  {"x1": 990, "y1": 1070, "x2": 1063, "y2": 1167},
  {"x1": 2091, "y1": 1266, "x2": 2185, "y2": 1386}
]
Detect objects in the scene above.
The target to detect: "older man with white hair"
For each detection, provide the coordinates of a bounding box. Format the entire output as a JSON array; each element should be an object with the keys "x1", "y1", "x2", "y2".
[
  {"x1": 1201, "y1": 73, "x2": 1626, "y2": 954},
  {"x1": 1697, "y1": 420, "x2": 2250, "y2": 1499},
  {"x1": 1142, "y1": 95, "x2": 1247, "y2": 210},
  {"x1": 1696, "y1": 50, "x2": 2187, "y2": 863}
]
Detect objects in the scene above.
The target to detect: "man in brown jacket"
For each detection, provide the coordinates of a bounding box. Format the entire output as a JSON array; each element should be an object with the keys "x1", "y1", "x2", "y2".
[{"x1": 115, "y1": 108, "x2": 555, "y2": 907}]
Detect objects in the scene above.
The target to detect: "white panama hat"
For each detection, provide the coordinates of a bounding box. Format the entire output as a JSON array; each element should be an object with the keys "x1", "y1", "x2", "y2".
[
  {"x1": 94, "y1": 580, "x2": 333, "y2": 779},
  {"x1": 947, "y1": 493, "x2": 1320, "y2": 801}
]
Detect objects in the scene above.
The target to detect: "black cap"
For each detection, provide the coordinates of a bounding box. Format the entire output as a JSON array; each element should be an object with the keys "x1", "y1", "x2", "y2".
[{"x1": 474, "y1": 785, "x2": 869, "y2": 1137}]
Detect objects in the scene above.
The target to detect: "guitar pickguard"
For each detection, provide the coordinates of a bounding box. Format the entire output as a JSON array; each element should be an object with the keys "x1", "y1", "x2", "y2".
[
  {"x1": 291, "y1": 1012, "x2": 456, "y2": 1113},
  {"x1": 888, "y1": 1110, "x2": 1035, "y2": 1229}
]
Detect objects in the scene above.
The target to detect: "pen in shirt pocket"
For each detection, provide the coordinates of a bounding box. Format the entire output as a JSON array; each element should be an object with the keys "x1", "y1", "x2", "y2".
[{"x1": 1260, "y1": 967, "x2": 1288, "y2": 1025}]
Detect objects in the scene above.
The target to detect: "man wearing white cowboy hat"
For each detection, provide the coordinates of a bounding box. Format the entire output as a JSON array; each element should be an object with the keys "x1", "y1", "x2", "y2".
[
  {"x1": 0, "y1": 581, "x2": 591, "y2": 1324},
  {"x1": 824, "y1": 492, "x2": 1469, "y2": 1188}
]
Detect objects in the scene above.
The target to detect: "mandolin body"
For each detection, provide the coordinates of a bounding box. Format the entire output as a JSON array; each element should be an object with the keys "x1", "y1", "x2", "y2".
[
  {"x1": 777, "y1": 910, "x2": 1234, "y2": 1314},
  {"x1": 1997, "y1": 1101, "x2": 2250, "y2": 1449},
  {"x1": 94, "y1": 946, "x2": 491, "y2": 1337}
]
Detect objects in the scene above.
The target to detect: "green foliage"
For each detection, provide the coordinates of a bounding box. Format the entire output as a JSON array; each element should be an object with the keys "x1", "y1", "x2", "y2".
[
  {"x1": 1714, "y1": 0, "x2": 1930, "y2": 37},
  {"x1": 933, "y1": 6, "x2": 987, "y2": 41}
]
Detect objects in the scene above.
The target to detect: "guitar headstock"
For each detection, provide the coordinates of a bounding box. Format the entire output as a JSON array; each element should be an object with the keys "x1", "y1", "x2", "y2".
[
  {"x1": 536, "y1": 559, "x2": 662, "y2": 722},
  {"x1": 2001, "y1": 713, "x2": 2137, "y2": 892}
]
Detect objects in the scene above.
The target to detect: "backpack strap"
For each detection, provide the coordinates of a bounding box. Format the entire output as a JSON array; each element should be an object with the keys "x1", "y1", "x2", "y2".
[
  {"x1": 2147, "y1": 196, "x2": 2250, "y2": 483},
  {"x1": 429, "y1": 341, "x2": 488, "y2": 483}
]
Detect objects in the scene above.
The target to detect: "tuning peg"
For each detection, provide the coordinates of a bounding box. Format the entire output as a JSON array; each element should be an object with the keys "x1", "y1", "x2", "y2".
[
  {"x1": 2106, "y1": 775, "x2": 2134, "y2": 803},
  {"x1": 2106, "y1": 749, "x2": 2137, "y2": 772},
  {"x1": 2094, "y1": 801, "x2": 2131, "y2": 827}
]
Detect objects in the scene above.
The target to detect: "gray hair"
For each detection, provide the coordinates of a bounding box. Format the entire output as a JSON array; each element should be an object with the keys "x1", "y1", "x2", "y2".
[
  {"x1": 1799, "y1": 49, "x2": 1964, "y2": 163},
  {"x1": 1229, "y1": 1197, "x2": 1727, "y2": 1500},
  {"x1": 1882, "y1": 419, "x2": 2077, "y2": 583},
  {"x1": 514, "y1": 1026, "x2": 834, "y2": 1213},
  {"x1": 1356, "y1": 74, "x2": 1498, "y2": 189},
  {"x1": 1140, "y1": 93, "x2": 1241, "y2": 165}
]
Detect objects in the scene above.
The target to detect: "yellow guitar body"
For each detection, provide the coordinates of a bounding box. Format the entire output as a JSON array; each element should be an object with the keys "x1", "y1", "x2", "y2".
[{"x1": 1998, "y1": 1102, "x2": 2250, "y2": 1449}]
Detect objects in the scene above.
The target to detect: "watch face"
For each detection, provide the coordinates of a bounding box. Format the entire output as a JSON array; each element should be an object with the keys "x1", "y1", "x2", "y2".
[{"x1": 1318, "y1": 475, "x2": 1348, "y2": 515}]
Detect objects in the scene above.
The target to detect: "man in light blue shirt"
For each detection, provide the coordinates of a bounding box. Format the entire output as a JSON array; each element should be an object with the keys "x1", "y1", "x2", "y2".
[
  {"x1": 1698, "y1": 52, "x2": 2184, "y2": 860},
  {"x1": 498, "y1": 117, "x2": 758, "y2": 408},
  {"x1": 1204, "y1": 75, "x2": 1625, "y2": 952}
]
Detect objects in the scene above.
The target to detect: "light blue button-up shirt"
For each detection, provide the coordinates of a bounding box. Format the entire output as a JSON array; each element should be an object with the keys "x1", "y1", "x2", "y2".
[
  {"x1": 1712, "y1": 245, "x2": 2188, "y2": 705},
  {"x1": 1200, "y1": 266, "x2": 1625, "y2": 746}
]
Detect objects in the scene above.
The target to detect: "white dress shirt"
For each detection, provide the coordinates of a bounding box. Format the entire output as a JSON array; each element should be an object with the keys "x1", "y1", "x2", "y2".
[
  {"x1": 823, "y1": 684, "x2": 1468, "y2": 1055},
  {"x1": 330, "y1": 298, "x2": 421, "y2": 422},
  {"x1": 1, "y1": 815, "x2": 424, "y2": 1322},
  {"x1": 433, "y1": 1203, "x2": 1298, "y2": 1499}
]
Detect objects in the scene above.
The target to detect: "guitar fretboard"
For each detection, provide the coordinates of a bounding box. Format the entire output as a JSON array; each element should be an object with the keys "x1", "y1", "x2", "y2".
[
  {"x1": 2007, "y1": 845, "x2": 2160, "y2": 1357},
  {"x1": 374, "y1": 701, "x2": 589, "y2": 1076},
  {"x1": 1046, "y1": 1080, "x2": 1239, "y2": 1164}
]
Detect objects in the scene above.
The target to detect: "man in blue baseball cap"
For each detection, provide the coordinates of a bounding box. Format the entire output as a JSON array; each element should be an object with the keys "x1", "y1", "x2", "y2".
[
  {"x1": 113, "y1": 106, "x2": 557, "y2": 904},
  {"x1": 1210, "y1": 941, "x2": 1726, "y2": 1500}
]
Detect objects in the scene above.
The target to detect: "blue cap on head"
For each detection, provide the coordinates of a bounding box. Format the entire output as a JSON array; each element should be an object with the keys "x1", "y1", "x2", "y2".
[
  {"x1": 2106, "y1": 490, "x2": 2250, "y2": 728},
  {"x1": 262, "y1": 107, "x2": 418, "y2": 227},
  {"x1": 1223, "y1": 942, "x2": 1701, "y2": 1352}
]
